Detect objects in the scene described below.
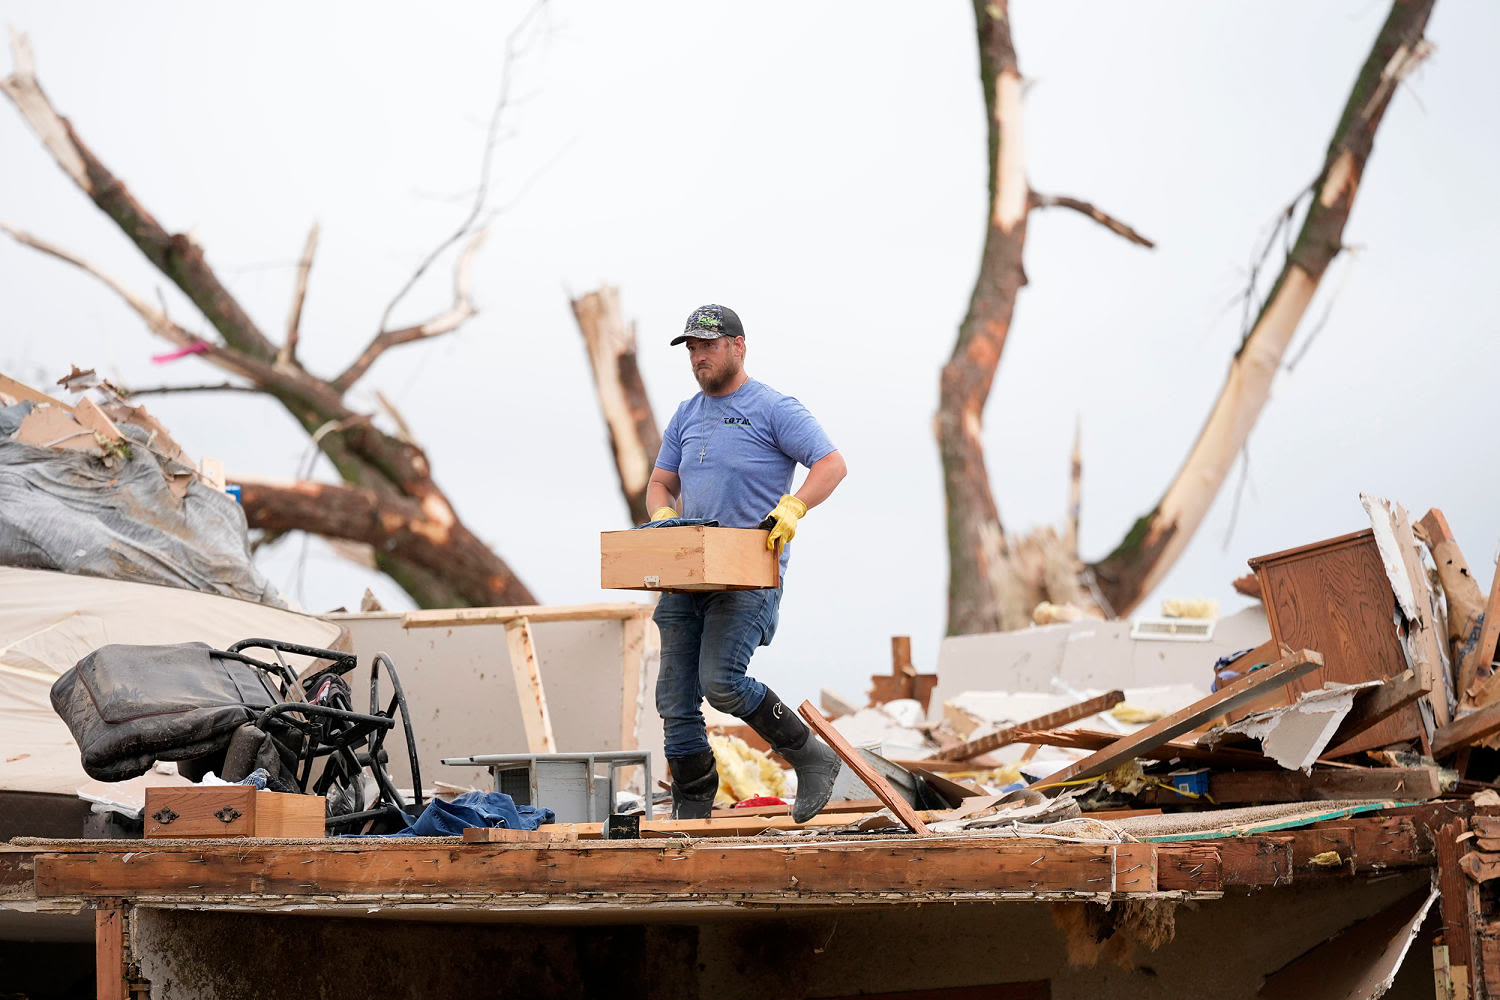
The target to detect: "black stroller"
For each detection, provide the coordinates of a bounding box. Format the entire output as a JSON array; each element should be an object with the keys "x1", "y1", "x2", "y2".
[{"x1": 50, "y1": 638, "x2": 424, "y2": 834}]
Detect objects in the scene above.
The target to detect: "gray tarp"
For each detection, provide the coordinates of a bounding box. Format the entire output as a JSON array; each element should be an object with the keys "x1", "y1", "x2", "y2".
[{"x1": 0, "y1": 402, "x2": 286, "y2": 607}]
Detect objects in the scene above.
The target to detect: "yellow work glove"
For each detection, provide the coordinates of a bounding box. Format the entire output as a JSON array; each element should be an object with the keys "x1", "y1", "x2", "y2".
[
  {"x1": 651, "y1": 506, "x2": 678, "y2": 521},
  {"x1": 762, "y1": 494, "x2": 807, "y2": 552}
]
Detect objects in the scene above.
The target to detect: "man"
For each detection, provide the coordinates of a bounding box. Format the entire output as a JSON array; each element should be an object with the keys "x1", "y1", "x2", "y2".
[{"x1": 646, "y1": 303, "x2": 848, "y2": 823}]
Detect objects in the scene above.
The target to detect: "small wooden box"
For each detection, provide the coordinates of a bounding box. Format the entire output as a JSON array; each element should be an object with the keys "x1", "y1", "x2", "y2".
[
  {"x1": 601, "y1": 526, "x2": 779, "y2": 592},
  {"x1": 144, "y1": 785, "x2": 325, "y2": 839}
]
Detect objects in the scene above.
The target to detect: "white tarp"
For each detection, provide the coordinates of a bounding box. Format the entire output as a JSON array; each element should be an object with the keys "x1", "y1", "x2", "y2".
[{"x1": 0, "y1": 567, "x2": 340, "y2": 797}]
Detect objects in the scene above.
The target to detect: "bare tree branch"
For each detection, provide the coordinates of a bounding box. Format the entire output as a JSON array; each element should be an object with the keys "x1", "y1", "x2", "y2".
[
  {"x1": 124, "y1": 382, "x2": 261, "y2": 398},
  {"x1": 279, "y1": 221, "x2": 320, "y2": 367},
  {"x1": 2, "y1": 31, "x2": 280, "y2": 363},
  {"x1": 1028, "y1": 192, "x2": 1156, "y2": 248},
  {"x1": 351, "y1": 0, "x2": 548, "y2": 391},
  {"x1": 1089, "y1": 0, "x2": 1436, "y2": 616},
  {"x1": 332, "y1": 229, "x2": 485, "y2": 392}
]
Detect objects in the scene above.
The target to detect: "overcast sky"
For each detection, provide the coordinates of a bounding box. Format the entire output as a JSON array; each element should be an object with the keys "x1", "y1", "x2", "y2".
[{"x1": 3, "y1": 2, "x2": 1497, "y2": 708}]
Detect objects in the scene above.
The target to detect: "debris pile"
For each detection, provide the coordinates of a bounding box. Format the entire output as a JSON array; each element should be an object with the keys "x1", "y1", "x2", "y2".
[{"x1": 0, "y1": 369, "x2": 284, "y2": 606}]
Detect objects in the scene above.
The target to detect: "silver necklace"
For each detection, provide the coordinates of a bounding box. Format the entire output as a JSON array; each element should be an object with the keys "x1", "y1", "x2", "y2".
[{"x1": 697, "y1": 382, "x2": 747, "y2": 463}]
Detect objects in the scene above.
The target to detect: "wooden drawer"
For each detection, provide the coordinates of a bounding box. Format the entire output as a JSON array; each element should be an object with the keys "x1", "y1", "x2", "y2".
[
  {"x1": 144, "y1": 786, "x2": 325, "y2": 839},
  {"x1": 601, "y1": 526, "x2": 779, "y2": 592}
]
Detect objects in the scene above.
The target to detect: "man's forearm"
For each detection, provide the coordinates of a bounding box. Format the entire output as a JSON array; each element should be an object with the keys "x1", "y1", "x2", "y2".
[
  {"x1": 793, "y1": 451, "x2": 847, "y2": 511},
  {"x1": 647, "y1": 481, "x2": 677, "y2": 513}
]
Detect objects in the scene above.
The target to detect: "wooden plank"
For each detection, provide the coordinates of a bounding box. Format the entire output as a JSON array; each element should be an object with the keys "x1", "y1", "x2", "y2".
[
  {"x1": 33, "y1": 838, "x2": 1159, "y2": 898},
  {"x1": 1217, "y1": 836, "x2": 1293, "y2": 886},
  {"x1": 1008, "y1": 727, "x2": 1280, "y2": 769},
  {"x1": 1112, "y1": 843, "x2": 1158, "y2": 893},
  {"x1": 1321, "y1": 670, "x2": 1430, "y2": 758},
  {"x1": 798, "y1": 699, "x2": 929, "y2": 834},
  {"x1": 1287, "y1": 825, "x2": 1355, "y2": 879},
  {"x1": 504, "y1": 617, "x2": 555, "y2": 753},
  {"x1": 1419, "y1": 509, "x2": 1487, "y2": 694},
  {"x1": 1363, "y1": 495, "x2": 1451, "y2": 726},
  {"x1": 1436, "y1": 819, "x2": 1478, "y2": 973},
  {"x1": 1027, "y1": 649, "x2": 1322, "y2": 788},
  {"x1": 1466, "y1": 557, "x2": 1500, "y2": 707},
  {"x1": 712, "y1": 798, "x2": 887, "y2": 819},
  {"x1": 1351, "y1": 817, "x2": 1423, "y2": 872},
  {"x1": 95, "y1": 901, "x2": 127, "y2": 1000},
  {"x1": 933, "y1": 690, "x2": 1125, "y2": 762},
  {"x1": 618, "y1": 614, "x2": 647, "y2": 753},
  {"x1": 462, "y1": 827, "x2": 575, "y2": 843},
  {"x1": 1203, "y1": 766, "x2": 1440, "y2": 806},
  {"x1": 532, "y1": 811, "x2": 913, "y2": 839},
  {"x1": 1154, "y1": 844, "x2": 1220, "y2": 892},
  {"x1": 74, "y1": 396, "x2": 123, "y2": 442},
  {"x1": 1434, "y1": 702, "x2": 1500, "y2": 758},
  {"x1": 1459, "y1": 851, "x2": 1500, "y2": 883},
  {"x1": 403, "y1": 602, "x2": 651, "y2": 629}
]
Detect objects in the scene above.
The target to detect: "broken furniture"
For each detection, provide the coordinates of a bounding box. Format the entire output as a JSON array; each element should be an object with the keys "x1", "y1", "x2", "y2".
[
  {"x1": 1244, "y1": 528, "x2": 1426, "y2": 751},
  {"x1": 600, "y1": 525, "x2": 779, "y2": 591},
  {"x1": 441, "y1": 750, "x2": 652, "y2": 824},
  {"x1": 49, "y1": 638, "x2": 423, "y2": 833}
]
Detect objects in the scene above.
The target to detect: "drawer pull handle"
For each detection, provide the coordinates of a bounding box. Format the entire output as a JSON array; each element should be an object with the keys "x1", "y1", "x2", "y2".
[
  {"x1": 151, "y1": 807, "x2": 179, "y2": 825},
  {"x1": 214, "y1": 806, "x2": 243, "y2": 824}
]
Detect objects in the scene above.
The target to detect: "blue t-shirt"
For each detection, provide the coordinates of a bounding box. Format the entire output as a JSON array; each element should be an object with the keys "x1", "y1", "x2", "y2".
[{"x1": 655, "y1": 378, "x2": 835, "y2": 576}]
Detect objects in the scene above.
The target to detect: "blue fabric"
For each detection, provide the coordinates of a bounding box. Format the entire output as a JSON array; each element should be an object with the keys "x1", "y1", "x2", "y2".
[
  {"x1": 634, "y1": 517, "x2": 719, "y2": 529},
  {"x1": 381, "y1": 791, "x2": 555, "y2": 838},
  {"x1": 654, "y1": 588, "x2": 783, "y2": 757},
  {"x1": 655, "y1": 379, "x2": 834, "y2": 578}
]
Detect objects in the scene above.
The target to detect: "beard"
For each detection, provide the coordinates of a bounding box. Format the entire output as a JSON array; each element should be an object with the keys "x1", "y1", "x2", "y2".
[{"x1": 695, "y1": 357, "x2": 742, "y2": 395}]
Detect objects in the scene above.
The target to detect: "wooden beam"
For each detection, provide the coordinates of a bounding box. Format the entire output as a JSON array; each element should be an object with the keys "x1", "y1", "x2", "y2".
[
  {"x1": 618, "y1": 614, "x2": 647, "y2": 754},
  {"x1": 1154, "y1": 844, "x2": 1221, "y2": 892},
  {"x1": 1363, "y1": 496, "x2": 1450, "y2": 726},
  {"x1": 1433, "y1": 701, "x2": 1500, "y2": 758},
  {"x1": 403, "y1": 603, "x2": 653, "y2": 629},
  {"x1": 1320, "y1": 670, "x2": 1430, "y2": 758},
  {"x1": 1199, "y1": 766, "x2": 1440, "y2": 806},
  {"x1": 1217, "y1": 837, "x2": 1293, "y2": 886},
  {"x1": 712, "y1": 798, "x2": 886, "y2": 818},
  {"x1": 1028, "y1": 649, "x2": 1322, "y2": 788},
  {"x1": 514, "y1": 810, "x2": 920, "y2": 839},
  {"x1": 95, "y1": 900, "x2": 127, "y2": 1000},
  {"x1": 932, "y1": 690, "x2": 1125, "y2": 762},
  {"x1": 798, "y1": 699, "x2": 929, "y2": 834},
  {"x1": 1467, "y1": 557, "x2": 1500, "y2": 707},
  {"x1": 504, "y1": 617, "x2": 554, "y2": 753},
  {"x1": 1008, "y1": 727, "x2": 1279, "y2": 768},
  {"x1": 33, "y1": 838, "x2": 1160, "y2": 898},
  {"x1": 1436, "y1": 819, "x2": 1479, "y2": 976}
]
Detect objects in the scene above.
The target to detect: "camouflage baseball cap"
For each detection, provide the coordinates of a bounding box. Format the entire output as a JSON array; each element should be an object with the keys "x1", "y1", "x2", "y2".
[{"x1": 670, "y1": 304, "x2": 745, "y2": 346}]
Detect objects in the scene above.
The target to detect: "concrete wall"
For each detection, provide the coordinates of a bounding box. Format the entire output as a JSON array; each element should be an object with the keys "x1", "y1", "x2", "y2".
[
  {"x1": 131, "y1": 871, "x2": 1431, "y2": 1000},
  {"x1": 326, "y1": 612, "x2": 663, "y2": 792}
]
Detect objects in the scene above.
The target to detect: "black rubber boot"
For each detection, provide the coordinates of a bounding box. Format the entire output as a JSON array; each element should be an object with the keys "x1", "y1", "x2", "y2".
[
  {"x1": 667, "y1": 749, "x2": 719, "y2": 819},
  {"x1": 743, "y1": 688, "x2": 842, "y2": 823}
]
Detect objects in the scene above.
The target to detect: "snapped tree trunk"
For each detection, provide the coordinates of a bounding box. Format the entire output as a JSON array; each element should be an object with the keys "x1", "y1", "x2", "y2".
[
  {"x1": 1, "y1": 34, "x2": 535, "y2": 609},
  {"x1": 1088, "y1": 0, "x2": 1436, "y2": 616},
  {"x1": 940, "y1": 0, "x2": 1151, "y2": 634},
  {"x1": 569, "y1": 286, "x2": 662, "y2": 526}
]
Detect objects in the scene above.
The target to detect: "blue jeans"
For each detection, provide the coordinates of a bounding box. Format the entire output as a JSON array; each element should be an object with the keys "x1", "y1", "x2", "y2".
[{"x1": 654, "y1": 587, "x2": 783, "y2": 757}]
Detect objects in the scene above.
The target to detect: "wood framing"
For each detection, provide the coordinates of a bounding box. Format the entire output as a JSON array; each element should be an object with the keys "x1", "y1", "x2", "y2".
[
  {"x1": 401, "y1": 602, "x2": 652, "y2": 629},
  {"x1": 504, "y1": 617, "x2": 555, "y2": 753},
  {"x1": 1029, "y1": 649, "x2": 1322, "y2": 788},
  {"x1": 95, "y1": 900, "x2": 127, "y2": 1000},
  {"x1": 31, "y1": 838, "x2": 1162, "y2": 899},
  {"x1": 1192, "y1": 766, "x2": 1440, "y2": 806},
  {"x1": 1321, "y1": 670, "x2": 1430, "y2": 758},
  {"x1": 934, "y1": 691, "x2": 1125, "y2": 762},
  {"x1": 798, "y1": 699, "x2": 930, "y2": 834}
]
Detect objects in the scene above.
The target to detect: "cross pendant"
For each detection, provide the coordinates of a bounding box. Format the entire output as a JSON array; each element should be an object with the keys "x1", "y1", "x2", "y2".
[{"x1": 698, "y1": 447, "x2": 706, "y2": 463}]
